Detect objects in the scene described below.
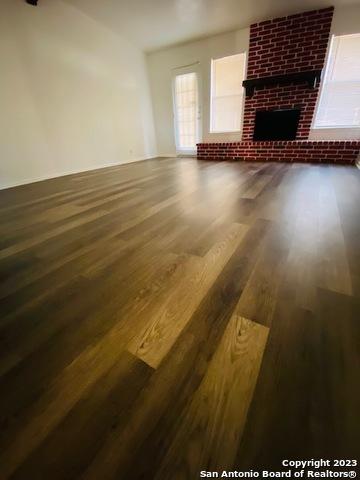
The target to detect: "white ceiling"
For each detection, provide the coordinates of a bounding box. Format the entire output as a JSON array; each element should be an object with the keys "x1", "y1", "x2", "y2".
[{"x1": 64, "y1": 0, "x2": 359, "y2": 52}]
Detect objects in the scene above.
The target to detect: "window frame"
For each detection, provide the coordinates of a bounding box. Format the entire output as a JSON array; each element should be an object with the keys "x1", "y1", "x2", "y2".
[
  {"x1": 313, "y1": 33, "x2": 360, "y2": 130},
  {"x1": 209, "y1": 52, "x2": 247, "y2": 134}
]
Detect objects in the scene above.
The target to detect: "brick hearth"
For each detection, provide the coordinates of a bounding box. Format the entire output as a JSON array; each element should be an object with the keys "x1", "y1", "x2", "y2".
[
  {"x1": 197, "y1": 7, "x2": 360, "y2": 165},
  {"x1": 197, "y1": 141, "x2": 360, "y2": 164}
]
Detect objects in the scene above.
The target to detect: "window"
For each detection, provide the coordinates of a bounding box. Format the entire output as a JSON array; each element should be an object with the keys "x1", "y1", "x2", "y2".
[
  {"x1": 314, "y1": 33, "x2": 360, "y2": 128},
  {"x1": 210, "y1": 53, "x2": 246, "y2": 133},
  {"x1": 173, "y1": 72, "x2": 199, "y2": 151}
]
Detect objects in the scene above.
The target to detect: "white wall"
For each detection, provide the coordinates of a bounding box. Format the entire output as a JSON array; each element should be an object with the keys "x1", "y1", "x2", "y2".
[
  {"x1": 0, "y1": 0, "x2": 157, "y2": 189},
  {"x1": 146, "y1": 28, "x2": 249, "y2": 156},
  {"x1": 309, "y1": 4, "x2": 360, "y2": 141}
]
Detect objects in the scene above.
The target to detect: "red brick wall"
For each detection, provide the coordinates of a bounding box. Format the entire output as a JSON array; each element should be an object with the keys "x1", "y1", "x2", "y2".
[
  {"x1": 242, "y1": 7, "x2": 334, "y2": 141},
  {"x1": 247, "y1": 7, "x2": 334, "y2": 79},
  {"x1": 197, "y1": 141, "x2": 360, "y2": 165}
]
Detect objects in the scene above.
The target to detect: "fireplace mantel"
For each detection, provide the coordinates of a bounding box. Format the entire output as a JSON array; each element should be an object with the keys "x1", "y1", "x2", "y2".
[{"x1": 242, "y1": 70, "x2": 322, "y2": 97}]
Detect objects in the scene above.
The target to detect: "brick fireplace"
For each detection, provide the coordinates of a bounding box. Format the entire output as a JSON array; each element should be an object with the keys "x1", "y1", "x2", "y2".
[{"x1": 197, "y1": 7, "x2": 360, "y2": 164}]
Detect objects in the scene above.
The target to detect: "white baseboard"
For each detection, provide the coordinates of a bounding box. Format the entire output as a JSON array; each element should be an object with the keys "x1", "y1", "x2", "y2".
[
  {"x1": 0, "y1": 154, "x2": 158, "y2": 191},
  {"x1": 156, "y1": 153, "x2": 197, "y2": 158}
]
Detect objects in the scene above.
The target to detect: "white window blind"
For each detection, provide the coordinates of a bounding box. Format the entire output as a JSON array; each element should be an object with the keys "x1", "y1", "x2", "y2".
[
  {"x1": 210, "y1": 53, "x2": 246, "y2": 133},
  {"x1": 314, "y1": 33, "x2": 360, "y2": 128}
]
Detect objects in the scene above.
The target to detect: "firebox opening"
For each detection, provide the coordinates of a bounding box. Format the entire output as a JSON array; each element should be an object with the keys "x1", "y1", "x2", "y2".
[{"x1": 253, "y1": 108, "x2": 301, "y2": 141}]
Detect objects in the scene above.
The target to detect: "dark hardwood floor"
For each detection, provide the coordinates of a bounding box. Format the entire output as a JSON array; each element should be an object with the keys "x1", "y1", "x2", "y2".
[{"x1": 0, "y1": 157, "x2": 359, "y2": 479}]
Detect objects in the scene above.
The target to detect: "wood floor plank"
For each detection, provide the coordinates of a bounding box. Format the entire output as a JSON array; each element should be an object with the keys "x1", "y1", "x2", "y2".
[
  {"x1": 236, "y1": 222, "x2": 290, "y2": 327},
  {"x1": 153, "y1": 316, "x2": 269, "y2": 479},
  {"x1": 235, "y1": 302, "x2": 316, "y2": 471},
  {"x1": 330, "y1": 165, "x2": 360, "y2": 282},
  {"x1": 281, "y1": 167, "x2": 322, "y2": 312},
  {"x1": 241, "y1": 174, "x2": 274, "y2": 199},
  {"x1": 316, "y1": 170, "x2": 352, "y2": 295}
]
